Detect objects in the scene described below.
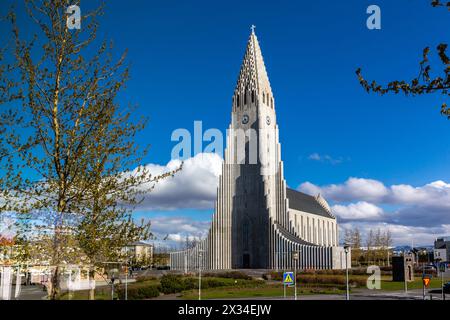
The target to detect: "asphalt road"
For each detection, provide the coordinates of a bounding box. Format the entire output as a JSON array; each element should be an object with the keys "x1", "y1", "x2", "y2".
[
  {"x1": 3, "y1": 285, "x2": 447, "y2": 300},
  {"x1": 232, "y1": 288, "x2": 446, "y2": 301},
  {"x1": 8, "y1": 285, "x2": 47, "y2": 300}
]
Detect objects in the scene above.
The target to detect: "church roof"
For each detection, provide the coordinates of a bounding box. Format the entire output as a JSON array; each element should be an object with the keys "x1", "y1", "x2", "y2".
[
  {"x1": 235, "y1": 28, "x2": 273, "y2": 97},
  {"x1": 286, "y1": 188, "x2": 335, "y2": 219}
]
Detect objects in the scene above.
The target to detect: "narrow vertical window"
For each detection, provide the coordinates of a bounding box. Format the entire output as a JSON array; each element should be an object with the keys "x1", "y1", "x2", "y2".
[
  {"x1": 243, "y1": 218, "x2": 250, "y2": 251},
  {"x1": 262, "y1": 92, "x2": 265, "y2": 104}
]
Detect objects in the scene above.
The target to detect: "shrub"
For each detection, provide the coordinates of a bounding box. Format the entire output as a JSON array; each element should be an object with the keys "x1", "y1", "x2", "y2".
[
  {"x1": 204, "y1": 271, "x2": 252, "y2": 280},
  {"x1": 203, "y1": 278, "x2": 229, "y2": 289},
  {"x1": 264, "y1": 271, "x2": 283, "y2": 281},
  {"x1": 159, "y1": 274, "x2": 186, "y2": 294},
  {"x1": 135, "y1": 275, "x2": 157, "y2": 283},
  {"x1": 118, "y1": 284, "x2": 159, "y2": 300},
  {"x1": 183, "y1": 277, "x2": 198, "y2": 291},
  {"x1": 159, "y1": 274, "x2": 263, "y2": 294},
  {"x1": 137, "y1": 285, "x2": 160, "y2": 299}
]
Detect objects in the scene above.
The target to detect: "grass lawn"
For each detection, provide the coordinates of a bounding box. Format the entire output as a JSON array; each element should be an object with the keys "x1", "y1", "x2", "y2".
[
  {"x1": 381, "y1": 278, "x2": 442, "y2": 291},
  {"x1": 57, "y1": 273, "x2": 443, "y2": 300},
  {"x1": 58, "y1": 279, "x2": 160, "y2": 300},
  {"x1": 59, "y1": 287, "x2": 112, "y2": 300},
  {"x1": 180, "y1": 284, "x2": 345, "y2": 300}
]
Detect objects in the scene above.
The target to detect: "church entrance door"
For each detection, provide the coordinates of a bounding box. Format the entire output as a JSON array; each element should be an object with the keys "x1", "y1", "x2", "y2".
[{"x1": 243, "y1": 254, "x2": 250, "y2": 268}]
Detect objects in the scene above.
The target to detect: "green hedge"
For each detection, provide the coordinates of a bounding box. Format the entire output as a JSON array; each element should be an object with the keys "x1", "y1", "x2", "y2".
[
  {"x1": 159, "y1": 274, "x2": 257, "y2": 294},
  {"x1": 118, "y1": 284, "x2": 160, "y2": 300},
  {"x1": 135, "y1": 275, "x2": 157, "y2": 283},
  {"x1": 265, "y1": 268, "x2": 390, "y2": 280},
  {"x1": 203, "y1": 271, "x2": 252, "y2": 280},
  {"x1": 264, "y1": 271, "x2": 367, "y2": 287},
  {"x1": 159, "y1": 274, "x2": 190, "y2": 294}
]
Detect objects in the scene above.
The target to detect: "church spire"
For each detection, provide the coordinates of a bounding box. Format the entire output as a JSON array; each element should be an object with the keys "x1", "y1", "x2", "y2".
[{"x1": 234, "y1": 27, "x2": 273, "y2": 101}]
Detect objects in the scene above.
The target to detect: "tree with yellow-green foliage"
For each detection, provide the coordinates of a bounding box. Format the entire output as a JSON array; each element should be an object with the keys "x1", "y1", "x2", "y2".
[{"x1": 0, "y1": 0, "x2": 180, "y2": 299}]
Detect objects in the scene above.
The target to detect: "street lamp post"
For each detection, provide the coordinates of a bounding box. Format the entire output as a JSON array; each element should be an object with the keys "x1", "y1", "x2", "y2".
[
  {"x1": 198, "y1": 251, "x2": 203, "y2": 301},
  {"x1": 344, "y1": 245, "x2": 350, "y2": 301},
  {"x1": 437, "y1": 259, "x2": 444, "y2": 300},
  {"x1": 442, "y1": 264, "x2": 445, "y2": 301},
  {"x1": 111, "y1": 274, "x2": 115, "y2": 300},
  {"x1": 293, "y1": 251, "x2": 299, "y2": 301},
  {"x1": 184, "y1": 252, "x2": 187, "y2": 275},
  {"x1": 387, "y1": 251, "x2": 390, "y2": 267},
  {"x1": 404, "y1": 251, "x2": 408, "y2": 294},
  {"x1": 124, "y1": 227, "x2": 128, "y2": 301}
]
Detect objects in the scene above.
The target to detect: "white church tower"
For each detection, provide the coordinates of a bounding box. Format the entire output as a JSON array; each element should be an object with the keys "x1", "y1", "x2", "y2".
[{"x1": 170, "y1": 29, "x2": 350, "y2": 271}]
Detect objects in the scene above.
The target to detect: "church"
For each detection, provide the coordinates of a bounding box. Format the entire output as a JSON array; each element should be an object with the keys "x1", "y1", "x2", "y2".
[{"x1": 170, "y1": 29, "x2": 350, "y2": 271}]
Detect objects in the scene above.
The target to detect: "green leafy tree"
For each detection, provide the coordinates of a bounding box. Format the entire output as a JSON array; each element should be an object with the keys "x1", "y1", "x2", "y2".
[
  {"x1": 365, "y1": 229, "x2": 375, "y2": 264},
  {"x1": 0, "y1": 0, "x2": 180, "y2": 299},
  {"x1": 343, "y1": 227, "x2": 363, "y2": 266}
]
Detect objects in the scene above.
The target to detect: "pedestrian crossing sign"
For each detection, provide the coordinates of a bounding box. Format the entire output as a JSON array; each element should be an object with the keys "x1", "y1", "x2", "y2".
[{"x1": 283, "y1": 272, "x2": 294, "y2": 285}]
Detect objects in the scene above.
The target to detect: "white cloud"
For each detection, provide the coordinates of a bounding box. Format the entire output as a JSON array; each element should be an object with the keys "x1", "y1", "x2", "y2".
[
  {"x1": 148, "y1": 216, "x2": 211, "y2": 250},
  {"x1": 134, "y1": 153, "x2": 222, "y2": 211},
  {"x1": 150, "y1": 216, "x2": 210, "y2": 239},
  {"x1": 308, "y1": 153, "x2": 321, "y2": 161},
  {"x1": 389, "y1": 181, "x2": 450, "y2": 208},
  {"x1": 299, "y1": 177, "x2": 389, "y2": 202},
  {"x1": 307, "y1": 153, "x2": 346, "y2": 165},
  {"x1": 299, "y1": 177, "x2": 450, "y2": 245},
  {"x1": 332, "y1": 201, "x2": 384, "y2": 221},
  {"x1": 298, "y1": 177, "x2": 450, "y2": 208}
]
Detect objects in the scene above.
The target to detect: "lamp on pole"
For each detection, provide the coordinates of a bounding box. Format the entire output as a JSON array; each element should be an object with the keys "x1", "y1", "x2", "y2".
[
  {"x1": 293, "y1": 251, "x2": 299, "y2": 301},
  {"x1": 403, "y1": 251, "x2": 408, "y2": 294},
  {"x1": 442, "y1": 263, "x2": 445, "y2": 301},
  {"x1": 436, "y1": 259, "x2": 444, "y2": 300},
  {"x1": 125, "y1": 246, "x2": 128, "y2": 301},
  {"x1": 184, "y1": 252, "x2": 187, "y2": 275},
  {"x1": 198, "y1": 250, "x2": 204, "y2": 301},
  {"x1": 109, "y1": 268, "x2": 118, "y2": 300},
  {"x1": 344, "y1": 244, "x2": 350, "y2": 301}
]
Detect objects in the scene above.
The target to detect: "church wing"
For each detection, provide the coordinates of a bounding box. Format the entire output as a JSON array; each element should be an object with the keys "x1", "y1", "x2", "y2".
[{"x1": 286, "y1": 188, "x2": 334, "y2": 219}]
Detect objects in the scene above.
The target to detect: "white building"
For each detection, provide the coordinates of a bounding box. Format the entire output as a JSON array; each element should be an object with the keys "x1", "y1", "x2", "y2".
[
  {"x1": 434, "y1": 237, "x2": 450, "y2": 262},
  {"x1": 170, "y1": 29, "x2": 350, "y2": 271},
  {"x1": 125, "y1": 241, "x2": 153, "y2": 266}
]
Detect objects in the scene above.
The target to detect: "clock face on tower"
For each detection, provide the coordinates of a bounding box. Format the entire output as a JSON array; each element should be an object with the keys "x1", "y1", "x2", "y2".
[
  {"x1": 266, "y1": 116, "x2": 271, "y2": 125},
  {"x1": 242, "y1": 114, "x2": 249, "y2": 124}
]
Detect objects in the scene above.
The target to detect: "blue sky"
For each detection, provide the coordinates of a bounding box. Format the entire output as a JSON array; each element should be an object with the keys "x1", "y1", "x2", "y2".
[
  {"x1": 91, "y1": 0, "x2": 450, "y2": 186},
  {"x1": 1, "y1": 0, "x2": 450, "y2": 246}
]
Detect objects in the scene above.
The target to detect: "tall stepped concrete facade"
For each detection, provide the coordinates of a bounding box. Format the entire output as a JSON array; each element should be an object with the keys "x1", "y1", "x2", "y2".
[{"x1": 170, "y1": 30, "x2": 350, "y2": 271}]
